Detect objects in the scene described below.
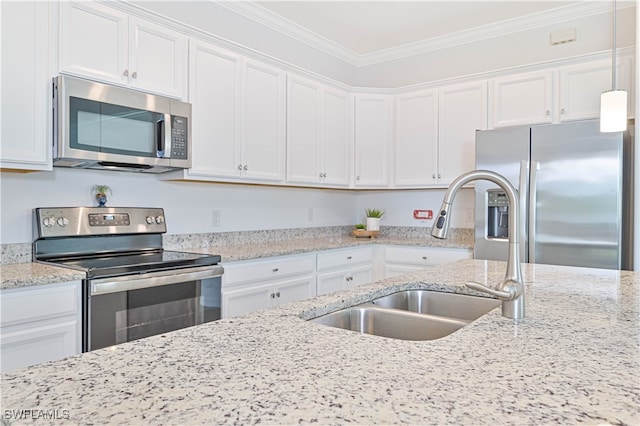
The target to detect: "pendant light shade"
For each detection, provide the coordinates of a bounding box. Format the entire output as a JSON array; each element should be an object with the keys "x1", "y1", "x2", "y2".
[
  {"x1": 600, "y1": 90, "x2": 628, "y2": 132},
  {"x1": 600, "y1": 0, "x2": 627, "y2": 132}
]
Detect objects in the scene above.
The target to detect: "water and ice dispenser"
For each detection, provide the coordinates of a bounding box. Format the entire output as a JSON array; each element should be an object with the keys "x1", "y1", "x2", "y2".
[{"x1": 487, "y1": 189, "x2": 509, "y2": 239}]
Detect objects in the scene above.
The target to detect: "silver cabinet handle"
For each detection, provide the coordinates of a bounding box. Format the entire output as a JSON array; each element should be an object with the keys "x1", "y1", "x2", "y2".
[
  {"x1": 123, "y1": 69, "x2": 129, "y2": 77},
  {"x1": 545, "y1": 110, "x2": 551, "y2": 116},
  {"x1": 132, "y1": 71, "x2": 137, "y2": 78},
  {"x1": 270, "y1": 293, "x2": 275, "y2": 299},
  {"x1": 432, "y1": 174, "x2": 436, "y2": 179},
  {"x1": 276, "y1": 291, "x2": 280, "y2": 298},
  {"x1": 421, "y1": 256, "x2": 427, "y2": 260},
  {"x1": 438, "y1": 174, "x2": 441, "y2": 179},
  {"x1": 272, "y1": 268, "x2": 279, "y2": 272},
  {"x1": 519, "y1": 160, "x2": 529, "y2": 261},
  {"x1": 243, "y1": 165, "x2": 248, "y2": 171},
  {"x1": 238, "y1": 164, "x2": 243, "y2": 170},
  {"x1": 347, "y1": 256, "x2": 352, "y2": 260},
  {"x1": 356, "y1": 175, "x2": 360, "y2": 181},
  {"x1": 560, "y1": 108, "x2": 566, "y2": 114}
]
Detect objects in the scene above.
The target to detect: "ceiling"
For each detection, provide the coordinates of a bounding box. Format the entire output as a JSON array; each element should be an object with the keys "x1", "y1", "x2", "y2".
[
  {"x1": 221, "y1": 1, "x2": 621, "y2": 66},
  {"x1": 256, "y1": 1, "x2": 575, "y2": 55}
]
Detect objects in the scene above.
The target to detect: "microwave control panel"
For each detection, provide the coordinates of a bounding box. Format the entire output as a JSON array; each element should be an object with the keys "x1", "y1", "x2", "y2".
[{"x1": 171, "y1": 116, "x2": 188, "y2": 159}]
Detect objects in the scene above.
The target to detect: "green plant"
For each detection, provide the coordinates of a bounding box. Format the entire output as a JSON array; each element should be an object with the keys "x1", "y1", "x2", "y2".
[
  {"x1": 91, "y1": 184, "x2": 113, "y2": 197},
  {"x1": 364, "y1": 208, "x2": 384, "y2": 218},
  {"x1": 354, "y1": 223, "x2": 366, "y2": 230}
]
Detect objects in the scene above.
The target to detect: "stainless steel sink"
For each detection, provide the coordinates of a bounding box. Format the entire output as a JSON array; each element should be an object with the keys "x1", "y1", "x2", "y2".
[
  {"x1": 311, "y1": 303, "x2": 468, "y2": 341},
  {"x1": 372, "y1": 290, "x2": 501, "y2": 322},
  {"x1": 309, "y1": 290, "x2": 500, "y2": 341}
]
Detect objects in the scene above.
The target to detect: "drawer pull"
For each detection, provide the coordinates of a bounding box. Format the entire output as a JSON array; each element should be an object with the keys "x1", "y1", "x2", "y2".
[
  {"x1": 347, "y1": 256, "x2": 352, "y2": 260},
  {"x1": 272, "y1": 268, "x2": 279, "y2": 272}
]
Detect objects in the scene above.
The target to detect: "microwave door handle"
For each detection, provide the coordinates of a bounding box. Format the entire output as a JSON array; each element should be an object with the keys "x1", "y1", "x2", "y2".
[{"x1": 156, "y1": 118, "x2": 165, "y2": 158}]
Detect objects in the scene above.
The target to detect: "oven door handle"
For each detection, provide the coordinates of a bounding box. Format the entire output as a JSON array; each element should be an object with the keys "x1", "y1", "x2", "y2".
[{"x1": 90, "y1": 265, "x2": 224, "y2": 296}]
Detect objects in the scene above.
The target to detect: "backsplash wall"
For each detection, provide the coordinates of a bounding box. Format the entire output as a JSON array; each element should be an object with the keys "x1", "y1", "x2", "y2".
[{"x1": 0, "y1": 169, "x2": 474, "y2": 245}]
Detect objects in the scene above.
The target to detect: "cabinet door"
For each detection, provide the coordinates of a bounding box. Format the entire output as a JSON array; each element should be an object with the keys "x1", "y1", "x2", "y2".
[
  {"x1": 354, "y1": 94, "x2": 392, "y2": 187},
  {"x1": 348, "y1": 265, "x2": 372, "y2": 289},
  {"x1": 394, "y1": 90, "x2": 438, "y2": 187},
  {"x1": 222, "y1": 282, "x2": 272, "y2": 318},
  {"x1": 321, "y1": 88, "x2": 351, "y2": 187},
  {"x1": 317, "y1": 270, "x2": 349, "y2": 296},
  {"x1": 129, "y1": 17, "x2": 187, "y2": 99},
  {"x1": 273, "y1": 275, "x2": 315, "y2": 306},
  {"x1": 438, "y1": 81, "x2": 488, "y2": 184},
  {"x1": 0, "y1": 0, "x2": 52, "y2": 170},
  {"x1": 490, "y1": 70, "x2": 553, "y2": 127},
  {"x1": 241, "y1": 59, "x2": 286, "y2": 182},
  {"x1": 60, "y1": 1, "x2": 128, "y2": 85},
  {"x1": 286, "y1": 75, "x2": 321, "y2": 185},
  {"x1": 559, "y1": 59, "x2": 632, "y2": 122},
  {"x1": 187, "y1": 41, "x2": 242, "y2": 178},
  {"x1": 1, "y1": 320, "x2": 79, "y2": 373}
]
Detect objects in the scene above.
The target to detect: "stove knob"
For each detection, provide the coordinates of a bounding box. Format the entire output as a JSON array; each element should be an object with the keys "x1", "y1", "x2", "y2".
[
  {"x1": 42, "y1": 216, "x2": 54, "y2": 227},
  {"x1": 155, "y1": 215, "x2": 165, "y2": 224},
  {"x1": 56, "y1": 217, "x2": 69, "y2": 227},
  {"x1": 145, "y1": 216, "x2": 155, "y2": 224}
]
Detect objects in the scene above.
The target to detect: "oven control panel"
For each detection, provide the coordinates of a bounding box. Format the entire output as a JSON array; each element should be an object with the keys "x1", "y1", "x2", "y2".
[{"x1": 33, "y1": 207, "x2": 167, "y2": 238}]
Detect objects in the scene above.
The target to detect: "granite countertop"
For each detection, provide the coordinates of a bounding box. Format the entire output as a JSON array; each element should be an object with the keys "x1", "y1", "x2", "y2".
[
  {"x1": 2, "y1": 259, "x2": 638, "y2": 425},
  {"x1": 0, "y1": 235, "x2": 471, "y2": 290},
  {"x1": 0, "y1": 263, "x2": 85, "y2": 290}
]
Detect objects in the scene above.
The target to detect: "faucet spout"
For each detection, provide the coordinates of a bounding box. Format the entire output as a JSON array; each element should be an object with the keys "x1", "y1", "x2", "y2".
[{"x1": 431, "y1": 170, "x2": 524, "y2": 321}]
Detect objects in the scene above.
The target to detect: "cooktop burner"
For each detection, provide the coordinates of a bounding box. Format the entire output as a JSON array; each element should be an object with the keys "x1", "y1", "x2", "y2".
[{"x1": 48, "y1": 250, "x2": 221, "y2": 279}]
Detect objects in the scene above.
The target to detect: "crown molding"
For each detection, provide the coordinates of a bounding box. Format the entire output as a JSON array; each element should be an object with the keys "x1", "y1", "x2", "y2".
[{"x1": 217, "y1": 1, "x2": 633, "y2": 68}]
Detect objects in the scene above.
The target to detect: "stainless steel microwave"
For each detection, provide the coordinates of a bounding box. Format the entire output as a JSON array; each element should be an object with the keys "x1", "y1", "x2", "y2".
[{"x1": 53, "y1": 75, "x2": 192, "y2": 173}]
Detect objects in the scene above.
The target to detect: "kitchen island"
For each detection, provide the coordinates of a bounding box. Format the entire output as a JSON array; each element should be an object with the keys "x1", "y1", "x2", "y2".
[{"x1": 1, "y1": 259, "x2": 638, "y2": 425}]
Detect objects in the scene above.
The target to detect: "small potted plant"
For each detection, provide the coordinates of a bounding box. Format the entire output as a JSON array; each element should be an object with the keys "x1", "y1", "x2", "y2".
[
  {"x1": 364, "y1": 208, "x2": 384, "y2": 232},
  {"x1": 91, "y1": 184, "x2": 113, "y2": 207}
]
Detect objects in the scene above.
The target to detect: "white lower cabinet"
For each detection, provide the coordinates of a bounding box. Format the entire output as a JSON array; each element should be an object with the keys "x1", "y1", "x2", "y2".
[
  {"x1": 384, "y1": 246, "x2": 473, "y2": 278},
  {"x1": 221, "y1": 254, "x2": 315, "y2": 318},
  {"x1": 316, "y1": 247, "x2": 374, "y2": 295},
  {"x1": 0, "y1": 281, "x2": 82, "y2": 373}
]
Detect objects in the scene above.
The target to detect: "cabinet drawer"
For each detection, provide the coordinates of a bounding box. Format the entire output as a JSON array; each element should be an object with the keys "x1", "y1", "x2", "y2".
[
  {"x1": 385, "y1": 246, "x2": 472, "y2": 266},
  {"x1": 222, "y1": 254, "x2": 315, "y2": 286},
  {"x1": 1, "y1": 281, "x2": 80, "y2": 327},
  {"x1": 317, "y1": 246, "x2": 374, "y2": 271}
]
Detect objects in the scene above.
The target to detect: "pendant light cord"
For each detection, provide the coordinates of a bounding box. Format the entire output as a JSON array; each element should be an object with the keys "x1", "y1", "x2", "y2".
[{"x1": 612, "y1": 0, "x2": 617, "y2": 91}]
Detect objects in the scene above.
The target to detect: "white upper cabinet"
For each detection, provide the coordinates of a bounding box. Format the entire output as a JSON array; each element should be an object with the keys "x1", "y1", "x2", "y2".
[
  {"x1": 393, "y1": 81, "x2": 487, "y2": 187},
  {"x1": 559, "y1": 57, "x2": 634, "y2": 122},
  {"x1": 354, "y1": 94, "x2": 393, "y2": 187},
  {"x1": 241, "y1": 59, "x2": 286, "y2": 182},
  {"x1": 437, "y1": 81, "x2": 488, "y2": 184},
  {"x1": 187, "y1": 41, "x2": 242, "y2": 178},
  {"x1": 490, "y1": 70, "x2": 554, "y2": 128},
  {"x1": 186, "y1": 42, "x2": 285, "y2": 183},
  {"x1": 0, "y1": 0, "x2": 52, "y2": 170},
  {"x1": 286, "y1": 74, "x2": 350, "y2": 187},
  {"x1": 60, "y1": 1, "x2": 187, "y2": 99},
  {"x1": 394, "y1": 89, "x2": 438, "y2": 187}
]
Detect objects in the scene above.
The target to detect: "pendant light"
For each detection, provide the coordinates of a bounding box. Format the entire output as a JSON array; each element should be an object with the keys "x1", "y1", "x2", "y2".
[{"x1": 600, "y1": 0, "x2": 627, "y2": 132}]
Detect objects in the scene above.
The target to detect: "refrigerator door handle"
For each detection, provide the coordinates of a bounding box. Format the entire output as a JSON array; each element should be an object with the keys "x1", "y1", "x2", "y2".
[
  {"x1": 518, "y1": 160, "x2": 529, "y2": 261},
  {"x1": 528, "y1": 160, "x2": 540, "y2": 263}
]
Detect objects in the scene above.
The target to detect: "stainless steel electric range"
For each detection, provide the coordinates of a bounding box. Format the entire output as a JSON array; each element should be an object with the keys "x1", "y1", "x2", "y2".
[{"x1": 33, "y1": 207, "x2": 223, "y2": 352}]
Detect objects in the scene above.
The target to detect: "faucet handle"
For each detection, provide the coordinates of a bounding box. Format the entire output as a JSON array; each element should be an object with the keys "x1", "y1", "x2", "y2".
[{"x1": 466, "y1": 281, "x2": 514, "y2": 301}]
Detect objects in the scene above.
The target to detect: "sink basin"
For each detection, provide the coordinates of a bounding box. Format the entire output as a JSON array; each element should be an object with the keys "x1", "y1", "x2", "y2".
[
  {"x1": 311, "y1": 303, "x2": 468, "y2": 341},
  {"x1": 372, "y1": 290, "x2": 501, "y2": 322}
]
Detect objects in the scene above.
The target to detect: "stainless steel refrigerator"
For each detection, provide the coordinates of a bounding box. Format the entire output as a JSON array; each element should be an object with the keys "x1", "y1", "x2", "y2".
[{"x1": 474, "y1": 119, "x2": 633, "y2": 270}]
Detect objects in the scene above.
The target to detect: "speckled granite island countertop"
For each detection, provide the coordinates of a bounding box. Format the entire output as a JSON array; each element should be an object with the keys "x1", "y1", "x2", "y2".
[
  {"x1": 0, "y1": 263, "x2": 85, "y2": 290},
  {"x1": 2, "y1": 259, "x2": 638, "y2": 425}
]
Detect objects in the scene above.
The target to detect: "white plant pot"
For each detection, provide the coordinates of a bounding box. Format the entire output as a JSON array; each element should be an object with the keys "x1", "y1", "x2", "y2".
[{"x1": 366, "y1": 217, "x2": 381, "y2": 231}]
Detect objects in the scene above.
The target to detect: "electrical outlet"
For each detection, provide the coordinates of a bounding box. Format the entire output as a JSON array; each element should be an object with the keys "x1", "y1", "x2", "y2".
[
  {"x1": 211, "y1": 210, "x2": 221, "y2": 227},
  {"x1": 464, "y1": 209, "x2": 474, "y2": 224}
]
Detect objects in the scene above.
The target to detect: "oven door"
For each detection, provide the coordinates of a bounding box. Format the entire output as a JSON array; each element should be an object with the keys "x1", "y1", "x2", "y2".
[{"x1": 86, "y1": 265, "x2": 223, "y2": 352}]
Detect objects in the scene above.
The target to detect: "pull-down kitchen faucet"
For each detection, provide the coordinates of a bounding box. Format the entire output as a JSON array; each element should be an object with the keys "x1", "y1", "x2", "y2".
[{"x1": 431, "y1": 170, "x2": 525, "y2": 321}]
